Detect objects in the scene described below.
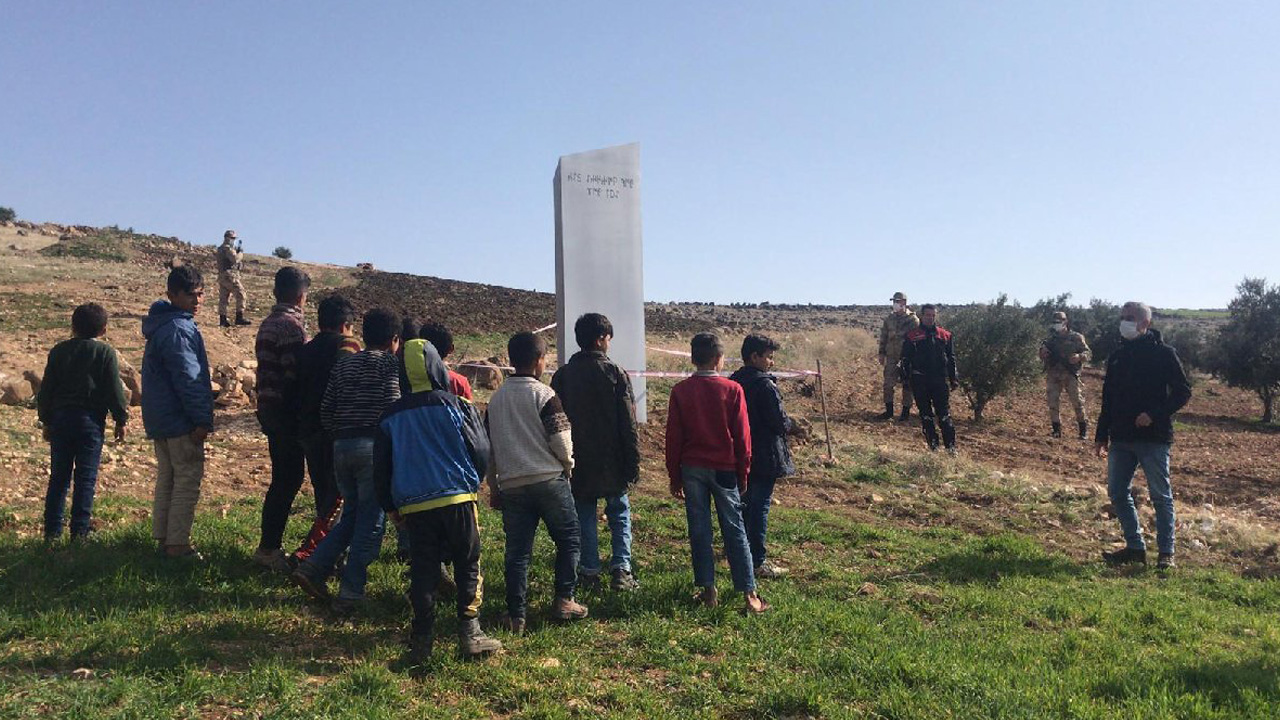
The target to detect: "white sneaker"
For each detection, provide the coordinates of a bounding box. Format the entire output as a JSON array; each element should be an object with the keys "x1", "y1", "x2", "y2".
[{"x1": 754, "y1": 560, "x2": 789, "y2": 579}]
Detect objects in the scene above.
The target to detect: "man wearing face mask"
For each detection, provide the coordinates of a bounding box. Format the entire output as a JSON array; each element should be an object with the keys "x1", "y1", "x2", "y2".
[
  {"x1": 899, "y1": 304, "x2": 958, "y2": 454},
  {"x1": 1038, "y1": 311, "x2": 1092, "y2": 439},
  {"x1": 1095, "y1": 302, "x2": 1191, "y2": 571},
  {"x1": 876, "y1": 292, "x2": 920, "y2": 421}
]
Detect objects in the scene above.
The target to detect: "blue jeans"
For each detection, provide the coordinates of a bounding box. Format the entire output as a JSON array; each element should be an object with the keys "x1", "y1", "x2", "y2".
[
  {"x1": 682, "y1": 466, "x2": 756, "y2": 593},
  {"x1": 1107, "y1": 441, "x2": 1176, "y2": 555},
  {"x1": 303, "y1": 436, "x2": 385, "y2": 600},
  {"x1": 575, "y1": 493, "x2": 633, "y2": 575},
  {"x1": 500, "y1": 477, "x2": 580, "y2": 619},
  {"x1": 743, "y1": 473, "x2": 778, "y2": 567},
  {"x1": 44, "y1": 407, "x2": 105, "y2": 538}
]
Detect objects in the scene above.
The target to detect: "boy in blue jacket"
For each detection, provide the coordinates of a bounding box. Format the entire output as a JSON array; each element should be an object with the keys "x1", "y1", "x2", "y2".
[
  {"x1": 375, "y1": 339, "x2": 502, "y2": 662},
  {"x1": 141, "y1": 265, "x2": 214, "y2": 559}
]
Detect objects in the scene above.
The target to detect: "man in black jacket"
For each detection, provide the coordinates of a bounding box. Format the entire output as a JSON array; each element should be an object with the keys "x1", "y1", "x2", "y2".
[
  {"x1": 729, "y1": 334, "x2": 799, "y2": 579},
  {"x1": 550, "y1": 314, "x2": 641, "y2": 591},
  {"x1": 1095, "y1": 301, "x2": 1192, "y2": 570},
  {"x1": 899, "y1": 304, "x2": 959, "y2": 454}
]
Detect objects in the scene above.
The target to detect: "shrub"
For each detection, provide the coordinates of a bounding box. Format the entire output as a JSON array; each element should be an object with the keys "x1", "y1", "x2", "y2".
[
  {"x1": 272, "y1": 246, "x2": 293, "y2": 260},
  {"x1": 0, "y1": 207, "x2": 14, "y2": 223},
  {"x1": 948, "y1": 294, "x2": 1043, "y2": 421},
  {"x1": 1161, "y1": 324, "x2": 1209, "y2": 375},
  {"x1": 1206, "y1": 277, "x2": 1280, "y2": 422}
]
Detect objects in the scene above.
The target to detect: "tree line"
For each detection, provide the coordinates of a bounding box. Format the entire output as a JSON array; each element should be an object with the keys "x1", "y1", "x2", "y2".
[{"x1": 947, "y1": 278, "x2": 1280, "y2": 423}]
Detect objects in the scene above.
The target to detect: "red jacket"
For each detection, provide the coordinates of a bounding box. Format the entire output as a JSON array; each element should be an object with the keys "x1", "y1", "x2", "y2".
[
  {"x1": 665, "y1": 373, "x2": 752, "y2": 489},
  {"x1": 448, "y1": 370, "x2": 473, "y2": 400}
]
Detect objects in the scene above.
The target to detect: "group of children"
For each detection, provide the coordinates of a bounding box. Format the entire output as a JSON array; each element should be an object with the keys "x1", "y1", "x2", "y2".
[{"x1": 36, "y1": 266, "x2": 802, "y2": 661}]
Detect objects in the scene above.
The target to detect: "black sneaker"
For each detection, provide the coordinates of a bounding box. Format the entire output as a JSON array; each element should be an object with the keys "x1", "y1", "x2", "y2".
[
  {"x1": 1157, "y1": 553, "x2": 1175, "y2": 570},
  {"x1": 610, "y1": 568, "x2": 640, "y2": 591},
  {"x1": 1051, "y1": 422, "x2": 1062, "y2": 438},
  {"x1": 409, "y1": 634, "x2": 433, "y2": 665},
  {"x1": 874, "y1": 407, "x2": 894, "y2": 421},
  {"x1": 1078, "y1": 421, "x2": 1089, "y2": 440},
  {"x1": 291, "y1": 566, "x2": 331, "y2": 601},
  {"x1": 577, "y1": 571, "x2": 602, "y2": 592},
  {"x1": 1102, "y1": 547, "x2": 1147, "y2": 566}
]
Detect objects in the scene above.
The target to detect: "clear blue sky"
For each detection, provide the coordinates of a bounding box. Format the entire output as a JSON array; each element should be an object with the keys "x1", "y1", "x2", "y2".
[{"x1": 4, "y1": 3, "x2": 1277, "y2": 309}]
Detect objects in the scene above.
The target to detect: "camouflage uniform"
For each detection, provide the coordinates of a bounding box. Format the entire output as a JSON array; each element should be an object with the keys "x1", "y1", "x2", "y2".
[
  {"x1": 879, "y1": 309, "x2": 920, "y2": 411},
  {"x1": 1042, "y1": 330, "x2": 1091, "y2": 425},
  {"x1": 217, "y1": 239, "x2": 246, "y2": 319}
]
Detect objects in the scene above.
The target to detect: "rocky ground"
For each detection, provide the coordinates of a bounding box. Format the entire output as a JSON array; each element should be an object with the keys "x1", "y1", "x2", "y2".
[{"x1": 1, "y1": 220, "x2": 1276, "y2": 577}]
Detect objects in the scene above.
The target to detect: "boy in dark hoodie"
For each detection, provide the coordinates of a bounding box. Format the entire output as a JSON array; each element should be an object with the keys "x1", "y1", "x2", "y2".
[
  {"x1": 550, "y1": 313, "x2": 640, "y2": 592},
  {"x1": 141, "y1": 265, "x2": 213, "y2": 559},
  {"x1": 375, "y1": 339, "x2": 502, "y2": 662},
  {"x1": 729, "y1": 334, "x2": 797, "y2": 579},
  {"x1": 38, "y1": 303, "x2": 130, "y2": 541}
]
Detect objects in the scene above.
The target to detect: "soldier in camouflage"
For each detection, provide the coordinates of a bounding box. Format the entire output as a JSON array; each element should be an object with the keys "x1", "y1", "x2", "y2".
[
  {"x1": 876, "y1": 292, "x2": 920, "y2": 421},
  {"x1": 1038, "y1": 310, "x2": 1091, "y2": 438},
  {"x1": 217, "y1": 230, "x2": 251, "y2": 327}
]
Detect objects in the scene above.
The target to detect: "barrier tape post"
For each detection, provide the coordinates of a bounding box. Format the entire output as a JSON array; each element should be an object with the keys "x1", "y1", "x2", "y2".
[{"x1": 816, "y1": 358, "x2": 834, "y2": 461}]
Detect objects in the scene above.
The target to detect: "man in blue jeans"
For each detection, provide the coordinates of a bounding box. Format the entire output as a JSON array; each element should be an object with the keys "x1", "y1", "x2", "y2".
[
  {"x1": 293, "y1": 308, "x2": 401, "y2": 615},
  {"x1": 1095, "y1": 301, "x2": 1192, "y2": 571}
]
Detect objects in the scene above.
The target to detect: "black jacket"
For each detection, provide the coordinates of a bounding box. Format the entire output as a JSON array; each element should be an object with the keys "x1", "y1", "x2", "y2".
[
  {"x1": 900, "y1": 325, "x2": 958, "y2": 385},
  {"x1": 549, "y1": 350, "x2": 640, "y2": 499},
  {"x1": 297, "y1": 331, "x2": 357, "y2": 437},
  {"x1": 729, "y1": 365, "x2": 795, "y2": 481},
  {"x1": 1096, "y1": 329, "x2": 1192, "y2": 445}
]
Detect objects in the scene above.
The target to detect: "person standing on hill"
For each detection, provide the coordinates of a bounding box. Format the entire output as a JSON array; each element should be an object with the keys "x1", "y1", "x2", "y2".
[
  {"x1": 1038, "y1": 310, "x2": 1092, "y2": 439},
  {"x1": 876, "y1": 292, "x2": 920, "y2": 421},
  {"x1": 1095, "y1": 301, "x2": 1192, "y2": 571},
  {"x1": 251, "y1": 267, "x2": 311, "y2": 573},
  {"x1": 899, "y1": 304, "x2": 958, "y2": 454},
  {"x1": 217, "y1": 230, "x2": 251, "y2": 327}
]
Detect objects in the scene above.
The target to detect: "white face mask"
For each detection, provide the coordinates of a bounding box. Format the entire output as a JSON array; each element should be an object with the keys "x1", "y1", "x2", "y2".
[
  {"x1": 1119, "y1": 320, "x2": 1141, "y2": 340},
  {"x1": 1051, "y1": 323, "x2": 1066, "y2": 334},
  {"x1": 892, "y1": 302, "x2": 906, "y2": 314}
]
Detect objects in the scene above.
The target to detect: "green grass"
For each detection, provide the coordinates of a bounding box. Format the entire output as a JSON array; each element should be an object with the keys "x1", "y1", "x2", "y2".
[
  {"x1": 37, "y1": 230, "x2": 132, "y2": 263},
  {"x1": 1, "y1": 493, "x2": 1277, "y2": 719},
  {"x1": 0, "y1": 291, "x2": 69, "y2": 331}
]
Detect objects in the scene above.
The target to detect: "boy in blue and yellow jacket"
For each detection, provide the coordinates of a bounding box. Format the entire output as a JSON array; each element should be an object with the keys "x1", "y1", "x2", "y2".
[{"x1": 374, "y1": 339, "x2": 502, "y2": 662}]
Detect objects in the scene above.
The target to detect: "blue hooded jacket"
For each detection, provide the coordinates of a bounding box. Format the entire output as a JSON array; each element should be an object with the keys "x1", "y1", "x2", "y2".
[
  {"x1": 374, "y1": 339, "x2": 489, "y2": 515},
  {"x1": 141, "y1": 300, "x2": 213, "y2": 439}
]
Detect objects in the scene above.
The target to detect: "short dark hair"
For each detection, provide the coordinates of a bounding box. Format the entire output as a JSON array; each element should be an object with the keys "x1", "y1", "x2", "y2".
[
  {"x1": 71, "y1": 303, "x2": 109, "y2": 338},
  {"x1": 166, "y1": 265, "x2": 203, "y2": 295},
  {"x1": 362, "y1": 308, "x2": 400, "y2": 348},
  {"x1": 508, "y1": 331, "x2": 547, "y2": 370},
  {"x1": 921, "y1": 303, "x2": 937, "y2": 312},
  {"x1": 401, "y1": 316, "x2": 421, "y2": 344},
  {"x1": 419, "y1": 322, "x2": 455, "y2": 358},
  {"x1": 691, "y1": 332, "x2": 723, "y2": 366},
  {"x1": 574, "y1": 313, "x2": 613, "y2": 350},
  {"x1": 317, "y1": 295, "x2": 355, "y2": 331},
  {"x1": 273, "y1": 267, "x2": 311, "y2": 302},
  {"x1": 741, "y1": 334, "x2": 780, "y2": 362}
]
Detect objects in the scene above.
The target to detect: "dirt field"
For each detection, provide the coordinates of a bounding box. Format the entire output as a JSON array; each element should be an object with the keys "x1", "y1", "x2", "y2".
[{"x1": 2, "y1": 223, "x2": 1276, "y2": 577}]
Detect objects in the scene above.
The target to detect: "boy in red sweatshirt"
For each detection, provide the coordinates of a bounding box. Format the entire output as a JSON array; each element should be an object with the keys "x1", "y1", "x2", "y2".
[{"x1": 666, "y1": 333, "x2": 769, "y2": 614}]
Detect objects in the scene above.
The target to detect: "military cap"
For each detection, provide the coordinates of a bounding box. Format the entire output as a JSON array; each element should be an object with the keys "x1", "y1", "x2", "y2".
[
  {"x1": 224, "y1": 230, "x2": 237, "y2": 240},
  {"x1": 891, "y1": 292, "x2": 907, "y2": 302}
]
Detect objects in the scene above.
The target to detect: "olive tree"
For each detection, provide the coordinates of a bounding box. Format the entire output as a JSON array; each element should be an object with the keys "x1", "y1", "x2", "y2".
[
  {"x1": 1208, "y1": 277, "x2": 1280, "y2": 423},
  {"x1": 948, "y1": 294, "x2": 1043, "y2": 421}
]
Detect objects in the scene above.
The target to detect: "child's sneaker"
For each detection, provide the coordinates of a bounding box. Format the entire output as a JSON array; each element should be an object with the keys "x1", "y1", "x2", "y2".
[
  {"x1": 696, "y1": 586, "x2": 719, "y2": 608},
  {"x1": 503, "y1": 615, "x2": 527, "y2": 635},
  {"x1": 754, "y1": 560, "x2": 789, "y2": 579},
  {"x1": 330, "y1": 596, "x2": 358, "y2": 618},
  {"x1": 252, "y1": 547, "x2": 294, "y2": 574},
  {"x1": 291, "y1": 564, "x2": 331, "y2": 601},
  {"x1": 550, "y1": 597, "x2": 589, "y2": 621},
  {"x1": 610, "y1": 568, "x2": 639, "y2": 591}
]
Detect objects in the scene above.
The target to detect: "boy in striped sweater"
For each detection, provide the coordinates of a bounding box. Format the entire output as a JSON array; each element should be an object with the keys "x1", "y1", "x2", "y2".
[
  {"x1": 292, "y1": 308, "x2": 401, "y2": 615},
  {"x1": 486, "y1": 332, "x2": 587, "y2": 632}
]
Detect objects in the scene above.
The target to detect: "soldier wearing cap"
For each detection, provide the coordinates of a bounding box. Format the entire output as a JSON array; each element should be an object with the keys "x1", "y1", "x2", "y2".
[
  {"x1": 217, "y1": 230, "x2": 251, "y2": 327},
  {"x1": 1038, "y1": 310, "x2": 1091, "y2": 438},
  {"x1": 876, "y1": 292, "x2": 920, "y2": 421}
]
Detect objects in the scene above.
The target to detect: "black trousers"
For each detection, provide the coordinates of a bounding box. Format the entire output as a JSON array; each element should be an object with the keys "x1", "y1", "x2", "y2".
[
  {"x1": 405, "y1": 502, "x2": 484, "y2": 638},
  {"x1": 911, "y1": 377, "x2": 956, "y2": 449},
  {"x1": 260, "y1": 431, "x2": 307, "y2": 550},
  {"x1": 300, "y1": 431, "x2": 339, "y2": 520}
]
